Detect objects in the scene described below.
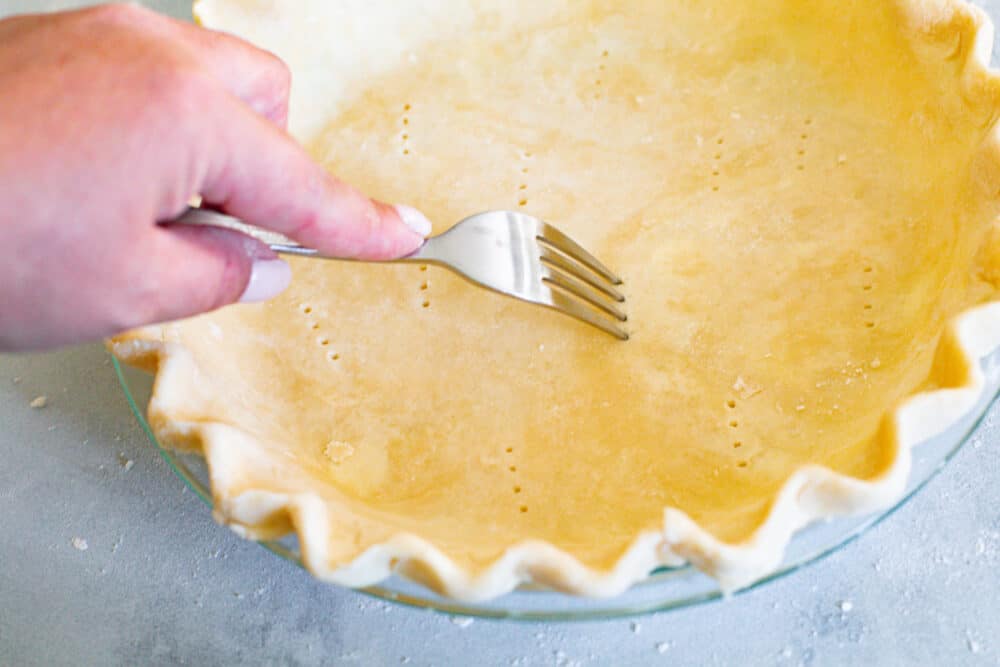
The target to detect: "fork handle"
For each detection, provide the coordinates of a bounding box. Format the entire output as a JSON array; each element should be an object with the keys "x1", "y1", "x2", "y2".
[{"x1": 173, "y1": 207, "x2": 440, "y2": 263}]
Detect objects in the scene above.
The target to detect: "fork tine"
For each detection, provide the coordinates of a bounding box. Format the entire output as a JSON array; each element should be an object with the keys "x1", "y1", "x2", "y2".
[
  {"x1": 536, "y1": 223, "x2": 623, "y2": 285},
  {"x1": 544, "y1": 288, "x2": 630, "y2": 340},
  {"x1": 540, "y1": 248, "x2": 625, "y2": 303},
  {"x1": 542, "y1": 268, "x2": 627, "y2": 321}
]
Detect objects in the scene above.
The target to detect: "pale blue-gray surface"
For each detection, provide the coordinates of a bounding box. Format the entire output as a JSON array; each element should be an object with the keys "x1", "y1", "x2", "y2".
[{"x1": 2, "y1": 1, "x2": 1000, "y2": 665}]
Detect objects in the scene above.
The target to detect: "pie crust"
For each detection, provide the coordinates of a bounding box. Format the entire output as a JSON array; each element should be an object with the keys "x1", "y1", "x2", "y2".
[{"x1": 112, "y1": 0, "x2": 1000, "y2": 599}]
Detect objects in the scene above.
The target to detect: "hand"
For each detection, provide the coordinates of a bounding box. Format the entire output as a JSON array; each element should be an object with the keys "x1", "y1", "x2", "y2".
[{"x1": 0, "y1": 4, "x2": 431, "y2": 352}]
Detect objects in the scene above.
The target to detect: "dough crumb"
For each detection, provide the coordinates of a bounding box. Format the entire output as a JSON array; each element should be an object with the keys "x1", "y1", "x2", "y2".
[
  {"x1": 118, "y1": 453, "x2": 134, "y2": 470},
  {"x1": 71, "y1": 537, "x2": 88, "y2": 551},
  {"x1": 30, "y1": 395, "x2": 48, "y2": 409},
  {"x1": 837, "y1": 154, "x2": 848, "y2": 164},
  {"x1": 630, "y1": 621, "x2": 641, "y2": 635},
  {"x1": 838, "y1": 600, "x2": 853, "y2": 612},
  {"x1": 450, "y1": 616, "x2": 474, "y2": 628},
  {"x1": 655, "y1": 641, "x2": 672, "y2": 654},
  {"x1": 324, "y1": 440, "x2": 355, "y2": 465},
  {"x1": 733, "y1": 376, "x2": 763, "y2": 399}
]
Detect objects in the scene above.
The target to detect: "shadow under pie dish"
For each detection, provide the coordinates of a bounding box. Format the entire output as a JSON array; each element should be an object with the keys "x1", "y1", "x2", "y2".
[{"x1": 111, "y1": 0, "x2": 1000, "y2": 600}]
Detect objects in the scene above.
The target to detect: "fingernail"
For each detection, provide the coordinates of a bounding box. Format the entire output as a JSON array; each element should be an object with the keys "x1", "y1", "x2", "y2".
[
  {"x1": 394, "y1": 204, "x2": 433, "y2": 238},
  {"x1": 239, "y1": 259, "x2": 292, "y2": 303}
]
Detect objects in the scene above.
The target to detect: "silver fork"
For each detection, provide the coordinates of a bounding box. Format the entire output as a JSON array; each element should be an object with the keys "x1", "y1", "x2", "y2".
[{"x1": 178, "y1": 208, "x2": 628, "y2": 340}]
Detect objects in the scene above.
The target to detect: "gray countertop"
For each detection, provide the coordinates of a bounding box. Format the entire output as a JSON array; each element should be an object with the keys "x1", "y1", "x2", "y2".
[{"x1": 2, "y1": 1, "x2": 1000, "y2": 665}]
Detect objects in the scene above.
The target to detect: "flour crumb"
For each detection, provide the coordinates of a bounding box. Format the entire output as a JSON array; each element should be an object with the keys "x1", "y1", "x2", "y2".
[
  {"x1": 730, "y1": 111, "x2": 742, "y2": 120},
  {"x1": 733, "y1": 375, "x2": 763, "y2": 399},
  {"x1": 870, "y1": 358, "x2": 881, "y2": 369},
  {"x1": 839, "y1": 600, "x2": 853, "y2": 613},
  {"x1": 450, "y1": 616, "x2": 474, "y2": 628},
  {"x1": 30, "y1": 395, "x2": 48, "y2": 409},
  {"x1": 117, "y1": 453, "x2": 134, "y2": 471},
  {"x1": 779, "y1": 646, "x2": 793, "y2": 659},
  {"x1": 12, "y1": 376, "x2": 21, "y2": 384},
  {"x1": 630, "y1": 621, "x2": 641, "y2": 635},
  {"x1": 655, "y1": 641, "x2": 672, "y2": 654},
  {"x1": 837, "y1": 154, "x2": 848, "y2": 164},
  {"x1": 967, "y1": 634, "x2": 982, "y2": 654},
  {"x1": 400, "y1": 657, "x2": 411, "y2": 664},
  {"x1": 323, "y1": 440, "x2": 355, "y2": 465},
  {"x1": 71, "y1": 537, "x2": 88, "y2": 551},
  {"x1": 796, "y1": 403, "x2": 806, "y2": 411}
]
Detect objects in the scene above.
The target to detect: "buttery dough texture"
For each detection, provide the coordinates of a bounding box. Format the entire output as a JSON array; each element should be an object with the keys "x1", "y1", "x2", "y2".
[{"x1": 112, "y1": 0, "x2": 1000, "y2": 599}]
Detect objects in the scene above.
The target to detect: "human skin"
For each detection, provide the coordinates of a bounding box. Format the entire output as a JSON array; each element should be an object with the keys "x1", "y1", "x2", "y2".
[{"x1": 0, "y1": 3, "x2": 431, "y2": 352}]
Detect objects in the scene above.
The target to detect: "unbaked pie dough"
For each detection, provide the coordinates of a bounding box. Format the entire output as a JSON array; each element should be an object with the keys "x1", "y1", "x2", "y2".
[{"x1": 112, "y1": 0, "x2": 1000, "y2": 599}]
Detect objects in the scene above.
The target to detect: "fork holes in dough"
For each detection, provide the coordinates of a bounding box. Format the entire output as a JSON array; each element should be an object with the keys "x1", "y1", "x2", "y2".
[
  {"x1": 862, "y1": 284, "x2": 873, "y2": 291},
  {"x1": 726, "y1": 400, "x2": 736, "y2": 409},
  {"x1": 729, "y1": 420, "x2": 738, "y2": 428},
  {"x1": 865, "y1": 322, "x2": 876, "y2": 328},
  {"x1": 737, "y1": 461, "x2": 748, "y2": 468},
  {"x1": 422, "y1": 300, "x2": 430, "y2": 308},
  {"x1": 733, "y1": 441, "x2": 743, "y2": 449},
  {"x1": 519, "y1": 199, "x2": 528, "y2": 207},
  {"x1": 863, "y1": 266, "x2": 873, "y2": 273},
  {"x1": 506, "y1": 447, "x2": 514, "y2": 453},
  {"x1": 509, "y1": 465, "x2": 517, "y2": 472},
  {"x1": 863, "y1": 304, "x2": 873, "y2": 310},
  {"x1": 513, "y1": 486, "x2": 522, "y2": 494},
  {"x1": 519, "y1": 506, "x2": 528, "y2": 513},
  {"x1": 420, "y1": 282, "x2": 428, "y2": 291},
  {"x1": 320, "y1": 339, "x2": 329, "y2": 346}
]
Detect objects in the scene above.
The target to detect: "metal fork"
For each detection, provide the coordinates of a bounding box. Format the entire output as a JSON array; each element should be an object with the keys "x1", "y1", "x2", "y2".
[{"x1": 178, "y1": 208, "x2": 628, "y2": 340}]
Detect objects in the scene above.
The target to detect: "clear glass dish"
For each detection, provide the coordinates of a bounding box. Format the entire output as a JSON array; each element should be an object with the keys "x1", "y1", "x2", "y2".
[{"x1": 113, "y1": 353, "x2": 999, "y2": 620}]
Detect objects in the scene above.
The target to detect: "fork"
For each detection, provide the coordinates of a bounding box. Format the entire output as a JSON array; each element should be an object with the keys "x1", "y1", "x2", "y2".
[{"x1": 178, "y1": 208, "x2": 628, "y2": 340}]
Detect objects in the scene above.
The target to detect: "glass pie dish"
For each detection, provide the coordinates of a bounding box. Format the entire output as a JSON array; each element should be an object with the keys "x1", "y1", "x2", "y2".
[{"x1": 114, "y1": 353, "x2": 1000, "y2": 620}]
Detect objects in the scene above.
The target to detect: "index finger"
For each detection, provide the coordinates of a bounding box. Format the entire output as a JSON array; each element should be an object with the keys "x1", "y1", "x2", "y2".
[{"x1": 195, "y1": 90, "x2": 431, "y2": 260}]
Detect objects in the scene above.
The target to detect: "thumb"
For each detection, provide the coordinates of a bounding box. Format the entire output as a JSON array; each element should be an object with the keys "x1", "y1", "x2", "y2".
[{"x1": 140, "y1": 224, "x2": 291, "y2": 325}]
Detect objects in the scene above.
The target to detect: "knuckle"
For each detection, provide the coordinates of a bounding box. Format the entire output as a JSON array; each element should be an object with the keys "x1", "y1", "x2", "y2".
[
  {"x1": 147, "y1": 63, "x2": 212, "y2": 111},
  {"x1": 82, "y1": 3, "x2": 150, "y2": 26}
]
